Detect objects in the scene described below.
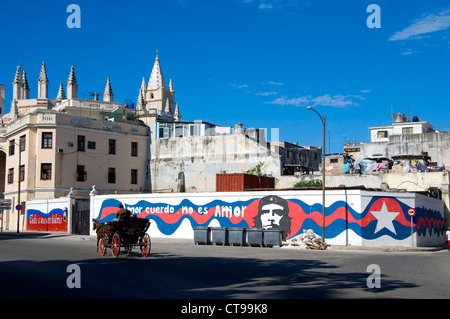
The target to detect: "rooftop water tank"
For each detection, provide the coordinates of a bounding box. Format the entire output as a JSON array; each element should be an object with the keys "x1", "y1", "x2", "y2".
[{"x1": 393, "y1": 113, "x2": 406, "y2": 123}]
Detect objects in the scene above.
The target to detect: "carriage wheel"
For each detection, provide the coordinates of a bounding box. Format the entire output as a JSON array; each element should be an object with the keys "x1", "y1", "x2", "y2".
[
  {"x1": 111, "y1": 233, "x2": 121, "y2": 258},
  {"x1": 99, "y1": 238, "x2": 107, "y2": 256},
  {"x1": 141, "y1": 234, "x2": 151, "y2": 257}
]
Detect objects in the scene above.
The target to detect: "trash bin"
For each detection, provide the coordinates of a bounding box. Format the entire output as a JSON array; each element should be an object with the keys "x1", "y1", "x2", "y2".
[
  {"x1": 228, "y1": 228, "x2": 245, "y2": 246},
  {"x1": 211, "y1": 227, "x2": 228, "y2": 245},
  {"x1": 263, "y1": 229, "x2": 283, "y2": 247},
  {"x1": 193, "y1": 227, "x2": 211, "y2": 245},
  {"x1": 246, "y1": 228, "x2": 263, "y2": 247}
]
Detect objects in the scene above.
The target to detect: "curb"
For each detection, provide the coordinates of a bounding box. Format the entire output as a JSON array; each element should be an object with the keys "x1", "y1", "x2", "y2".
[{"x1": 2, "y1": 231, "x2": 446, "y2": 252}]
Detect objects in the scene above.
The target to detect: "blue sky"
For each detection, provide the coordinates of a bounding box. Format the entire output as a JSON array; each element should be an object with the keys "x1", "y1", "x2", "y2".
[{"x1": 1, "y1": 0, "x2": 449, "y2": 153}]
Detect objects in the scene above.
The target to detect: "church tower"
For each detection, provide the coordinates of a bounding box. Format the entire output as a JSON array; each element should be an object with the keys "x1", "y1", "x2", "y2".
[{"x1": 139, "y1": 51, "x2": 176, "y2": 117}]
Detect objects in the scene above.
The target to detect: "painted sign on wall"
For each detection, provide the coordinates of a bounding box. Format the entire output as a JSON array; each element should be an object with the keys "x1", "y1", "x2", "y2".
[
  {"x1": 26, "y1": 198, "x2": 70, "y2": 232},
  {"x1": 91, "y1": 190, "x2": 445, "y2": 247}
]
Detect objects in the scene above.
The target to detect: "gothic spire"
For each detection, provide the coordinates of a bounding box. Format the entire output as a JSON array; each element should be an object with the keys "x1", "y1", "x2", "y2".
[
  {"x1": 38, "y1": 61, "x2": 48, "y2": 83},
  {"x1": 12, "y1": 66, "x2": 23, "y2": 101},
  {"x1": 103, "y1": 77, "x2": 113, "y2": 102},
  {"x1": 13, "y1": 66, "x2": 22, "y2": 84},
  {"x1": 22, "y1": 70, "x2": 29, "y2": 99},
  {"x1": 67, "y1": 65, "x2": 78, "y2": 99},
  {"x1": 38, "y1": 61, "x2": 49, "y2": 99},
  {"x1": 174, "y1": 103, "x2": 181, "y2": 121},
  {"x1": 67, "y1": 65, "x2": 77, "y2": 85},
  {"x1": 140, "y1": 77, "x2": 146, "y2": 92},
  {"x1": 56, "y1": 82, "x2": 66, "y2": 100},
  {"x1": 148, "y1": 52, "x2": 166, "y2": 90}
]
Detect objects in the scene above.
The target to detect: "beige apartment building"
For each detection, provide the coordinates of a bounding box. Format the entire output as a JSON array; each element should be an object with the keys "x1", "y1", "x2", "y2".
[{"x1": 0, "y1": 62, "x2": 150, "y2": 231}]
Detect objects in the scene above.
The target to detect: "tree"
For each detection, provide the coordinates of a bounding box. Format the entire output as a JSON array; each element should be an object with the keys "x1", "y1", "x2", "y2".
[{"x1": 245, "y1": 161, "x2": 266, "y2": 176}]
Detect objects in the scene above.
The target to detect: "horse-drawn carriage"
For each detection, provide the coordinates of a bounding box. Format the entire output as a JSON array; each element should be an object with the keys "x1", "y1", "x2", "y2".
[{"x1": 94, "y1": 216, "x2": 151, "y2": 258}]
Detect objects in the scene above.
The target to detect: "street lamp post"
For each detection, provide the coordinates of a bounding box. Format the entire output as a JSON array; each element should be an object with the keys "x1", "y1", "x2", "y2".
[
  {"x1": 307, "y1": 106, "x2": 326, "y2": 244},
  {"x1": 16, "y1": 141, "x2": 22, "y2": 233}
]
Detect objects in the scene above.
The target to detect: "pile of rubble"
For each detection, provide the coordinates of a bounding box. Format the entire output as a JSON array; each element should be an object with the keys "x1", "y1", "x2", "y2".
[{"x1": 287, "y1": 229, "x2": 328, "y2": 250}]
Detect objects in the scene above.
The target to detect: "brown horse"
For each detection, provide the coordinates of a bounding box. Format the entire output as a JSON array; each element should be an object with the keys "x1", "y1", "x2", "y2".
[{"x1": 93, "y1": 220, "x2": 107, "y2": 252}]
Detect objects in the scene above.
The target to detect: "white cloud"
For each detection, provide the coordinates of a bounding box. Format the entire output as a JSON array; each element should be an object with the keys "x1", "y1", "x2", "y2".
[
  {"x1": 266, "y1": 94, "x2": 365, "y2": 108},
  {"x1": 255, "y1": 91, "x2": 278, "y2": 96},
  {"x1": 236, "y1": 0, "x2": 311, "y2": 12},
  {"x1": 266, "y1": 81, "x2": 284, "y2": 85},
  {"x1": 230, "y1": 83, "x2": 249, "y2": 89},
  {"x1": 389, "y1": 9, "x2": 450, "y2": 41},
  {"x1": 259, "y1": 3, "x2": 273, "y2": 10}
]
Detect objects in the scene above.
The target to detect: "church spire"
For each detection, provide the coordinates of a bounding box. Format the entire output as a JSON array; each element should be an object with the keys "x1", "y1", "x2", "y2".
[
  {"x1": 174, "y1": 103, "x2": 181, "y2": 121},
  {"x1": 12, "y1": 66, "x2": 23, "y2": 101},
  {"x1": 67, "y1": 65, "x2": 78, "y2": 99},
  {"x1": 148, "y1": 50, "x2": 166, "y2": 90},
  {"x1": 22, "y1": 70, "x2": 29, "y2": 99},
  {"x1": 37, "y1": 61, "x2": 48, "y2": 99},
  {"x1": 56, "y1": 82, "x2": 66, "y2": 100},
  {"x1": 103, "y1": 77, "x2": 113, "y2": 102},
  {"x1": 136, "y1": 77, "x2": 146, "y2": 110}
]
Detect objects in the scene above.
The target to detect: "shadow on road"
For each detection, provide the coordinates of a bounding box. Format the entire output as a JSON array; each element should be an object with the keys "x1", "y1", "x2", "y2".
[{"x1": 0, "y1": 247, "x2": 418, "y2": 299}]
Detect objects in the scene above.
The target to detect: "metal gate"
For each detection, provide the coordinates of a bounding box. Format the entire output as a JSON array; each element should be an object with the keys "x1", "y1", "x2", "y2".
[
  {"x1": 71, "y1": 199, "x2": 90, "y2": 235},
  {"x1": 71, "y1": 210, "x2": 89, "y2": 235}
]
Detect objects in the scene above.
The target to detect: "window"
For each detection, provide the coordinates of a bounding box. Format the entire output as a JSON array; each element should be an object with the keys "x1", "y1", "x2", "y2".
[
  {"x1": 87, "y1": 141, "x2": 96, "y2": 149},
  {"x1": 131, "y1": 169, "x2": 138, "y2": 184},
  {"x1": 19, "y1": 165, "x2": 25, "y2": 182},
  {"x1": 377, "y1": 130, "x2": 388, "y2": 138},
  {"x1": 402, "y1": 127, "x2": 413, "y2": 135},
  {"x1": 76, "y1": 165, "x2": 87, "y2": 182},
  {"x1": 108, "y1": 167, "x2": 116, "y2": 183},
  {"x1": 41, "y1": 164, "x2": 52, "y2": 180},
  {"x1": 7, "y1": 168, "x2": 13, "y2": 184},
  {"x1": 42, "y1": 132, "x2": 53, "y2": 149},
  {"x1": 109, "y1": 139, "x2": 116, "y2": 155},
  {"x1": 77, "y1": 135, "x2": 85, "y2": 151},
  {"x1": 9, "y1": 139, "x2": 15, "y2": 156},
  {"x1": 20, "y1": 135, "x2": 26, "y2": 152},
  {"x1": 131, "y1": 142, "x2": 138, "y2": 157}
]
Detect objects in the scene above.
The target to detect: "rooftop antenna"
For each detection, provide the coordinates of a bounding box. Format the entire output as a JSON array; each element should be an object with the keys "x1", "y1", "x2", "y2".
[
  {"x1": 405, "y1": 104, "x2": 411, "y2": 121},
  {"x1": 84, "y1": 92, "x2": 103, "y2": 100},
  {"x1": 390, "y1": 102, "x2": 394, "y2": 122}
]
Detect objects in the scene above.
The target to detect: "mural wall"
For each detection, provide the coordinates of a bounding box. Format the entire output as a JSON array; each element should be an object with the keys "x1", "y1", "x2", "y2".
[
  {"x1": 90, "y1": 190, "x2": 445, "y2": 247},
  {"x1": 26, "y1": 197, "x2": 72, "y2": 232}
]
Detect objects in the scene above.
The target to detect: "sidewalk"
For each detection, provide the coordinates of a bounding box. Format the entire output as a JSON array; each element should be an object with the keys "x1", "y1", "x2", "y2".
[{"x1": 1, "y1": 231, "x2": 446, "y2": 252}]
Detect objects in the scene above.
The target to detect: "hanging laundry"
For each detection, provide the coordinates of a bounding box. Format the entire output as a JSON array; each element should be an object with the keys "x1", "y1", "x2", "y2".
[
  {"x1": 404, "y1": 161, "x2": 414, "y2": 172},
  {"x1": 417, "y1": 161, "x2": 428, "y2": 172},
  {"x1": 342, "y1": 163, "x2": 350, "y2": 173}
]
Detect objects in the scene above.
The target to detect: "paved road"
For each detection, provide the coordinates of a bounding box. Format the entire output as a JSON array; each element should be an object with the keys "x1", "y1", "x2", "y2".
[{"x1": 1, "y1": 231, "x2": 449, "y2": 301}]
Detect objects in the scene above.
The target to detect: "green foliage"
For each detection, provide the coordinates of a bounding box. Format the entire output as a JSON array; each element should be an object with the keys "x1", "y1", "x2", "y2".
[
  {"x1": 294, "y1": 179, "x2": 322, "y2": 188},
  {"x1": 245, "y1": 161, "x2": 267, "y2": 176}
]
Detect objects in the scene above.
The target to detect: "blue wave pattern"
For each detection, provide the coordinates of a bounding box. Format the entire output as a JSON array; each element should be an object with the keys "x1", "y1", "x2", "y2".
[{"x1": 94, "y1": 196, "x2": 444, "y2": 240}]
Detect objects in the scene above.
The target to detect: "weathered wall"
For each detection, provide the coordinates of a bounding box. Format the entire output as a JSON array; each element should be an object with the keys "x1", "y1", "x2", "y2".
[
  {"x1": 277, "y1": 171, "x2": 450, "y2": 227},
  {"x1": 151, "y1": 133, "x2": 281, "y2": 192},
  {"x1": 361, "y1": 131, "x2": 450, "y2": 167}
]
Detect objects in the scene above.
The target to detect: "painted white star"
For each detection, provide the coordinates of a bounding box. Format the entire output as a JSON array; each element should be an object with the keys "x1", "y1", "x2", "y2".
[{"x1": 370, "y1": 202, "x2": 400, "y2": 235}]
